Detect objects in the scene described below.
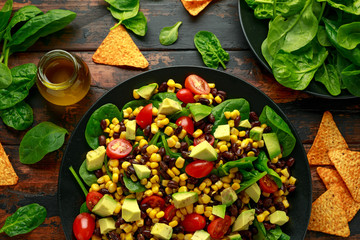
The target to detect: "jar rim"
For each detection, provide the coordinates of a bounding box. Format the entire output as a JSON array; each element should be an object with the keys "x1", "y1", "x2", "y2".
[{"x1": 37, "y1": 49, "x2": 79, "y2": 90}]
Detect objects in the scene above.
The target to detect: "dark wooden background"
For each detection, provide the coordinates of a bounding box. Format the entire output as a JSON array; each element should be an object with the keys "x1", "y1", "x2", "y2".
[{"x1": 0, "y1": 0, "x2": 359, "y2": 239}]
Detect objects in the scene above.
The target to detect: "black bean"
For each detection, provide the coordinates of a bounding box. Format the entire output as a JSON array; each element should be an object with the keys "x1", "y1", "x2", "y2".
[
  {"x1": 119, "y1": 173, "x2": 126, "y2": 187},
  {"x1": 93, "y1": 227, "x2": 101, "y2": 237},
  {"x1": 158, "y1": 147, "x2": 166, "y2": 157},
  {"x1": 133, "y1": 146, "x2": 140, "y2": 156},
  {"x1": 210, "y1": 174, "x2": 219, "y2": 183},
  {"x1": 263, "y1": 197, "x2": 272, "y2": 208},
  {"x1": 142, "y1": 154, "x2": 150, "y2": 162},
  {"x1": 141, "y1": 144, "x2": 149, "y2": 154},
  {"x1": 204, "y1": 124, "x2": 213, "y2": 134},
  {"x1": 173, "y1": 225, "x2": 184, "y2": 234},
  {"x1": 168, "y1": 180, "x2": 179, "y2": 188},
  {"x1": 144, "y1": 217, "x2": 152, "y2": 227},
  {"x1": 164, "y1": 195, "x2": 172, "y2": 204},
  {"x1": 249, "y1": 111, "x2": 259, "y2": 121},
  {"x1": 286, "y1": 157, "x2": 295, "y2": 167},
  {"x1": 217, "y1": 90, "x2": 227, "y2": 99},
  {"x1": 267, "y1": 161, "x2": 276, "y2": 170},
  {"x1": 143, "y1": 125, "x2": 151, "y2": 137},
  {"x1": 127, "y1": 165, "x2": 136, "y2": 175},
  {"x1": 174, "y1": 125, "x2": 183, "y2": 136},
  {"x1": 263, "y1": 223, "x2": 276, "y2": 231},
  {"x1": 119, "y1": 122, "x2": 126, "y2": 131},
  {"x1": 113, "y1": 132, "x2": 120, "y2": 139},
  {"x1": 140, "y1": 203, "x2": 148, "y2": 211},
  {"x1": 235, "y1": 199, "x2": 243, "y2": 209},
  {"x1": 275, "y1": 202, "x2": 285, "y2": 211},
  {"x1": 160, "y1": 161, "x2": 169, "y2": 171},
  {"x1": 163, "y1": 155, "x2": 170, "y2": 162},
  {"x1": 276, "y1": 160, "x2": 285, "y2": 168},
  {"x1": 251, "y1": 121, "x2": 261, "y2": 128},
  {"x1": 235, "y1": 148, "x2": 243, "y2": 156},
  {"x1": 181, "y1": 151, "x2": 191, "y2": 160},
  {"x1": 245, "y1": 130, "x2": 250, "y2": 138},
  {"x1": 124, "y1": 154, "x2": 134, "y2": 161},
  {"x1": 234, "y1": 115, "x2": 241, "y2": 127},
  {"x1": 287, "y1": 184, "x2": 296, "y2": 193},
  {"x1": 251, "y1": 147, "x2": 260, "y2": 156},
  {"x1": 137, "y1": 234, "x2": 145, "y2": 240},
  {"x1": 210, "y1": 88, "x2": 218, "y2": 96},
  {"x1": 204, "y1": 134, "x2": 212, "y2": 143},
  {"x1": 142, "y1": 229, "x2": 152, "y2": 238},
  {"x1": 98, "y1": 135, "x2": 106, "y2": 146},
  {"x1": 245, "y1": 143, "x2": 252, "y2": 152},
  {"x1": 187, "y1": 176, "x2": 199, "y2": 185},
  {"x1": 115, "y1": 217, "x2": 125, "y2": 227},
  {"x1": 180, "y1": 142, "x2": 188, "y2": 151},
  {"x1": 226, "y1": 226, "x2": 232, "y2": 235},
  {"x1": 94, "y1": 169, "x2": 103, "y2": 178},
  {"x1": 169, "y1": 158, "x2": 176, "y2": 169},
  {"x1": 98, "y1": 188, "x2": 110, "y2": 195},
  {"x1": 100, "y1": 119, "x2": 107, "y2": 130},
  {"x1": 208, "y1": 114, "x2": 215, "y2": 123},
  {"x1": 158, "y1": 82, "x2": 168, "y2": 92},
  {"x1": 140, "y1": 211, "x2": 147, "y2": 219},
  {"x1": 159, "y1": 169, "x2": 171, "y2": 180},
  {"x1": 263, "y1": 126, "x2": 272, "y2": 133},
  {"x1": 228, "y1": 204, "x2": 238, "y2": 216},
  {"x1": 222, "y1": 151, "x2": 234, "y2": 160},
  {"x1": 234, "y1": 172, "x2": 243, "y2": 182},
  {"x1": 108, "y1": 231, "x2": 120, "y2": 240},
  {"x1": 255, "y1": 207, "x2": 263, "y2": 215},
  {"x1": 240, "y1": 230, "x2": 252, "y2": 239},
  {"x1": 194, "y1": 119, "x2": 205, "y2": 127},
  {"x1": 159, "y1": 218, "x2": 169, "y2": 224},
  {"x1": 199, "y1": 98, "x2": 210, "y2": 105}
]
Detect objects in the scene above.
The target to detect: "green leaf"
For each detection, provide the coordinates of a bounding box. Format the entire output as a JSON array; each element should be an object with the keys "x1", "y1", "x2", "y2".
[
  {"x1": 159, "y1": 21, "x2": 182, "y2": 46},
  {"x1": 122, "y1": 11, "x2": 148, "y2": 37},
  {"x1": 123, "y1": 175, "x2": 146, "y2": 193},
  {"x1": 0, "y1": 63, "x2": 12, "y2": 89},
  {"x1": 0, "y1": 101, "x2": 33, "y2": 130},
  {"x1": 254, "y1": 151, "x2": 282, "y2": 188},
  {"x1": 105, "y1": 0, "x2": 139, "y2": 11},
  {"x1": 317, "y1": 0, "x2": 360, "y2": 15},
  {"x1": 341, "y1": 64, "x2": 360, "y2": 96},
  {"x1": 108, "y1": 3, "x2": 139, "y2": 22},
  {"x1": 236, "y1": 170, "x2": 267, "y2": 193},
  {"x1": 79, "y1": 160, "x2": 98, "y2": 187},
  {"x1": 80, "y1": 202, "x2": 90, "y2": 214},
  {"x1": 194, "y1": 31, "x2": 229, "y2": 69},
  {"x1": 317, "y1": 25, "x2": 332, "y2": 47},
  {"x1": 69, "y1": 166, "x2": 88, "y2": 197},
  {"x1": 0, "y1": 203, "x2": 46, "y2": 237},
  {"x1": 150, "y1": 92, "x2": 180, "y2": 108},
  {"x1": 0, "y1": 0, "x2": 12, "y2": 32},
  {"x1": 337, "y1": 22, "x2": 360, "y2": 50},
  {"x1": 315, "y1": 63, "x2": 341, "y2": 96},
  {"x1": 217, "y1": 157, "x2": 258, "y2": 176},
  {"x1": 19, "y1": 122, "x2": 68, "y2": 164},
  {"x1": 253, "y1": 0, "x2": 306, "y2": 19}
]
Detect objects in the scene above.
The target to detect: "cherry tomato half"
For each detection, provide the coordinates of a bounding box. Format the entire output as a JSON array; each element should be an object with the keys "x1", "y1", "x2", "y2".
[
  {"x1": 182, "y1": 213, "x2": 206, "y2": 232},
  {"x1": 259, "y1": 175, "x2": 278, "y2": 193},
  {"x1": 207, "y1": 215, "x2": 232, "y2": 239},
  {"x1": 141, "y1": 195, "x2": 165, "y2": 209},
  {"x1": 184, "y1": 74, "x2": 210, "y2": 95},
  {"x1": 136, "y1": 103, "x2": 153, "y2": 129},
  {"x1": 164, "y1": 204, "x2": 176, "y2": 222},
  {"x1": 176, "y1": 116, "x2": 194, "y2": 135},
  {"x1": 193, "y1": 134, "x2": 215, "y2": 146},
  {"x1": 73, "y1": 213, "x2": 95, "y2": 240},
  {"x1": 185, "y1": 160, "x2": 214, "y2": 178},
  {"x1": 106, "y1": 139, "x2": 132, "y2": 159},
  {"x1": 86, "y1": 191, "x2": 103, "y2": 211},
  {"x1": 176, "y1": 88, "x2": 195, "y2": 104}
]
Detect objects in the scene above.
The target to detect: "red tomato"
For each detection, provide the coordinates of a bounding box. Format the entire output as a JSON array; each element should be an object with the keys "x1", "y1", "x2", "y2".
[
  {"x1": 185, "y1": 160, "x2": 214, "y2": 178},
  {"x1": 207, "y1": 215, "x2": 232, "y2": 239},
  {"x1": 164, "y1": 204, "x2": 176, "y2": 221},
  {"x1": 259, "y1": 175, "x2": 278, "y2": 193},
  {"x1": 182, "y1": 213, "x2": 206, "y2": 232},
  {"x1": 176, "y1": 88, "x2": 195, "y2": 103},
  {"x1": 193, "y1": 134, "x2": 215, "y2": 146},
  {"x1": 86, "y1": 192, "x2": 103, "y2": 211},
  {"x1": 141, "y1": 195, "x2": 165, "y2": 208},
  {"x1": 176, "y1": 116, "x2": 194, "y2": 135},
  {"x1": 136, "y1": 103, "x2": 153, "y2": 129},
  {"x1": 73, "y1": 213, "x2": 95, "y2": 240},
  {"x1": 106, "y1": 139, "x2": 132, "y2": 159},
  {"x1": 184, "y1": 74, "x2": 210, "y2": 95}
]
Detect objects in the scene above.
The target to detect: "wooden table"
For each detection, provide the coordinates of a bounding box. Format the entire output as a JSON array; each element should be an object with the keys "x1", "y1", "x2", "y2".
[{"x1": 1, "y1": 0, "x2": 359, "y2": 239}]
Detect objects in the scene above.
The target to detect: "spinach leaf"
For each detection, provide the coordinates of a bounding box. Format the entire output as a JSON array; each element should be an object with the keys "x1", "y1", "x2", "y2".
[
  {"x1": 337, "y1": 22, "x2": 360, "y2": 50},
  {"x1": 0, "y1": 62, "x2": 12, "y2": 89},
  {"x1": 317, "y1": 25, "x2": 332, "y2": 47},
  {"x1": 69, "y1": 166, "x2": 88, "y2": 197},
  {"x1": 315, "y1": 63, "x2": 341, "y2": 96},
  {"x1": 254, "y1": 151, "x2": 282, "y2": 188},
  {"x1": 211, "y1": 98, "x2": 250, "y2": 134},
  {"x1": 79, "y1": 160, "x2": 98, "y2": 187},
  {"x1": 80, "y1": 202, "x2": 90, "y2": 214},
  {"x1": 0, "y1": 203, "x2": 46, "y2": 237},
  {"x1": 85, "y1": 103, "x2": 121, "y2": 149},
  {"x1": 266, "y1": 226, "x2": 284, "y2": 240},
  {"x1": 253, "y1": 0, "x2": 306, "y2": 19},
  {"x1": 0, "y1": 0, "x2": 12, "y2": 33},
  {"x1": 108, "y1": 3, "x2": 139, "y2": 23},
  {"x1": 194, "y1": 31, "x2": 229, "y2": 69},
  {"x1": 317, "y1": 0, "x2": 360, "y2": 15},
  {"x1": 120, "y1": 99, "x2": 152, "y2": 118},
  {"x1": 259, "y1": 106, "x2": 296, "y2": 157},
  {"x1": 217, "y1": 157, "x2": 257, "y2": 176},
  {"x1": 0, "y1": 101, "x2": 33, "y2": 130},
  {"x1": 236, "y1": 170, "x2": 267, "y2": 193},
  {"x1": 341, "y1": 64, "x2": 360, "y2": 96},
  {"x1": 169, "y1": 107, "x2": 191, "y2": 121},
  {"x1": 149, "y1": 131, "x2": 161, "y2": 145},
  {"x1": 19, "y1": 122, "x2": 68, "y2": 164},
  {"x1": 0, "y1": 63, "x2": 37, "y2": 110},
  {"x1": 253, "y1": 219, "x2": 267, "y2": 240},
  {"x1": 105, "y1": 0, "x2": 139, "y2": 11},
  {"x1": 123, "y1": 11, "x2": 148, "y2": 37},
  {"x1": 278, "y1": 232, "x2": 290, "y2": 240},
  {"x1": 123, "y1": 175, "x2": 146, "y2": 193},
  {"x1": 161, "y1": 133, "x2": 181, "y2": 159},
  {"x1": 150, "y1": 92, "x2": 180, "y2": 108},
  {"x1": 159, "y1": 21, "x2": 182, "y2": 46}
]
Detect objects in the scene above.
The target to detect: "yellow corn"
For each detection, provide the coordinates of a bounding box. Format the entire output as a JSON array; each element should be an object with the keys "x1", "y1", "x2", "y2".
[
  {"x1": 179, "y1": 173, "x2": 188, "y2": 181},
  {"x1": 204, "y1": 210, "x2": 212, "y2": 218},
  {"x1": 186, "y1": 204, "x2": 194, "y2": 214},
  {"x1": 232, "y1": 182, "x2": 240, "y2": 191},
  {"x1": 228, "y1": 120, "x2": 235, "y2": 128},
  {"x1": 164, "y1": 126, "x2": 174, "y2": 136},
  {"x1": 209, "y1": 215, "x2": 216, "y2": 221},
  {"x1": 214, "y1": 96, "x2": 222, "y2": 104},
  {"x1": 167, "y1": 169, "x2": 176, "y2": 178},
  {"x1": 289, "y1": 176, "x2": 297, "y2": 185},
  {"x1": 147, "y1": 145, "x2": 159, "y2": 154},
  {"x1": 219, "y1": 145, "x2": 228, "y2": 152},
  {"x1": 247, "y1": 151, "x2": 255, "y2": 157},
  {"x1": 150, "y1": 153, "x2": 161, "y2": 162},
  {"x1": 178, "y1": 129, "x2": 187, "y2": 139},
  {"x1": 167, "y1": 79, "x2": 176, "y2": 88},
  {"x1": 281, "y1": 175, "x2": 287, "y2": 183},
  {"x1": 172, "y1": 176, "x2": 180, "y2": 183},
  {"x1": 130, "y1": 174, "x2": 137, "y2": 182},
  {"x1": 283, "y1": 199, "x2": 290, "y2": 208},
  {"x1": 165, "y1": 187, "x2": 173, "y2": 195},
  {"x1": 239, "y1": 130, "x2": 246, "y2": 137},
  {"x1": 193, "y1": 129, "x2": 203, "y2": 138},
  {"x1": 178, "y1": 186, "x2": 187, "y2": 192},
  {"x1": 150, "y1": 175, "x2": 160, "y2": 184},
  {"x1": 195, "y1": 205, "x2": 205, "y2": 214},
  {"x1": 169, "y1": 220, "x2": 178, "y2": 227},
  {"x1": 152, "y1": 185, "x2": 159, "y2": 194},
  {"x1": 201, "y1": 194, "x2": 211, "y2": 204},
  {"x1": 133, "y1": 89, "x2": 140, "y2": 99},
  {"x1": 281, "y1": 168, "x2": 290, "y2": 178},
  {"x1": 150, "y1": 162, "x2": 159, "y2": 169},
  {"x1": 172, "y1": 167, "x2": 180, "y2": 176},
  {"x1": 175, "y1": 157, "x2": 185, "y2": 169},
  {"x1": 167, "y1": 137, "x2": 177, "y2": 148},
  {"x1": 151, "y1": 123, "x2": 159, "y2": 134},
  {"x1": 114, "y1": 202, "x2": 122, "y2": 214},
  {"x1": 224, "y1": 111, "x2": 231, "y2": 119},
  {"x1": 203, "y1": 187, "x2": 210, "y2": 194}
]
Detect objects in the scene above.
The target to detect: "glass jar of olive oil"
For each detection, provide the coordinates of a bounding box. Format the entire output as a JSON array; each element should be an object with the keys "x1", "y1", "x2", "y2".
[{"x1": 37, "y1": 50, "x2": 91, "y2": 106}]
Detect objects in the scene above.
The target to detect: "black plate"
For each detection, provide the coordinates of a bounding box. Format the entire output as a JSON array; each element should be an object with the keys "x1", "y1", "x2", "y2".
[
  {"x1": 238, "y1": 0, "x2": 357, "y2": 99},
  {"x1": 58, "y1": 66, "x2": 312, "y2": 240}
]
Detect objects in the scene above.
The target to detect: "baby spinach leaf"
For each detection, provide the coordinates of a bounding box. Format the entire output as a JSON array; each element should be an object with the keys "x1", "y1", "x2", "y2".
[
  {"x1": 266, "y1": 226, "x2": 284, "y2": 240},
  {"x1": 19, "y1": 122, "x2": 68, "y2": 164},
  {"x1": 0, "y1": 203, "x2": 46, "y2": 237},
  {"x1": 161, "y1": 133, "x2": 182, "y2": 159},
  {"x1": 159, "y1": 21, "x2": 182, "y2": 46},
  {"x1": 194, "y1": 31, "x2": 229, "y2": 69},
  {"x1": 79, "y1": 160, "x2": 98, "y2": 187},
  {"x1": 236, "y1": 170, "x2": 267, "y2": 193},
  {"x1": 0, "y1": 63, "x2": 37, "y2": 110},
  {"x1": 105, "y1": 0, "x2": 139, "y2": 11},
  {"x1": 211, "y1": 98, "x2": 250, "y2": 134},
  {"x1": 0, "y1": 63, "x2": 12, "y2": 89},
  {"x1": 0, "y1": 101, "x2": 33, "y2": 130},
  {"x1": 259, "y1": 106, "x2": 296, "y2": 157},
  {"x1": 217, "y1": 157, "x2": 258, "y2": 176},
  {"x1": 85, "y1": 103, "x2": 121, "y2": 149},
  {"x1": 122, "y1": 11, "x2": 148, "y2": 36},
  {"x1": 0, "y1": 0, "x2": 12, "y2": 33},
  {"x1": 80, "y1": 202, "x2": 90, "y2": 214},
  {"x1": 108, "y1": 3, "x2": 139, "y2": 23},
  {"x1": 337, "y1": 22, "x2": 360, "y2": 50},
  {"x1": 123, "y1": 175, "x2": 146, "y2": 193},
  {"x1": 150, "y1": 92, "x2": 180, "y2": 108},
  {"x1": 317, "y1": 0, "x2": 360, "y2": 15},
  {"x1": 315, "y1": 63, "x2": 341, "y2": 96},
  {"x1": 253, "y1": 0, "x2": 306, "y2": 19},
  {"x1": 254, "y1": 151, "x2": 282, "y2": 188},
  {"x1": 341, "y1": 64, "x2": 360, "y2": 96},
  {"x1": 317, "y1": 25, "x2": 332, "y2": 47}
]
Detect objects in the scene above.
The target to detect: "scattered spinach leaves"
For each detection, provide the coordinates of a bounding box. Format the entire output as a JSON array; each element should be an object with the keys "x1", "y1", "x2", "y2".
[
  {"x1": 122, "y1": 11, "x2": 147, "y2": 36},
  {"x1": 123, "y1": 175, "x2": 146, "y2": 193},
  {"x1": 0, "y1": 101, "x2": 33, "y2": 130},
  {"x1": 159, "y1": 21, "x2": 182, "y2": 46}
]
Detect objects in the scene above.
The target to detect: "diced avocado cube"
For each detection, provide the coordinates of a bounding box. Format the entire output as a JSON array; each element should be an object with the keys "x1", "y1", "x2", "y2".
[
  {"x1": 232, "y1": 209, "x2": 255, "y2": 232},
  {"x1": 136, "y1": 83, "x2": 158, "y2": 100},
  {"x1": 239, "y1": 119, "x2": 251, "y2": 128},
  {"x1": 189, "y1": 141, "x2": 217, "y2": 161},
  {"x1": 269, "y1": 210, "x2": 289, "y2": 226},
  {"x1": 244, "y1": 183, "x2": 261, "y2": 203},
  {"x1": 92, "y1": 195, "x2": 117, "y2": 217},
  {"x1": 212, "y1": 204, "x2": 226, "y2": 219},
  {"x1": 189, "y1": 104, "x2": 212, "y2": 122},
  {"x1": 158, "y1": 98, "x2": 182, "y2": 115},
  {"x1": 213, "y1": 124, "x2": 230, "y2": 141},
  {"x1": 99, "y1": 217, "x2": 116, "y2": 234},
  {"x1": 221, "y1": 187, "x2": 238, "y2": 206},
  {"x1": 227, "y1": 233, "x2": 242, "y2": 240},
  {"x1": 133, "y1": 164, "x2": 151, "y2": 180},
  {"x1": 172, "y1": 192, "x2": 198, "y2": 209},
  {"x1": 192, "y1": 230, "x2": 210, "y2": 240},
  {"x1": 151, "y1": 223, "x2": 173, "y2": 240},
  {"x1": 122, "y1": 198, "x2": 141, "y2": 222},
  {"x1": 86, "y1": 146, "x2": 106, "y2": 171},
  {"x1": 263, "y1": 133, "x2": 281, "y2": 160},
  {"x1": 250, "y1": 126, "x2": 264, "y2": 141},
  {"x1": 125, "y1": 120, "x2": 136, "y2": 140}
]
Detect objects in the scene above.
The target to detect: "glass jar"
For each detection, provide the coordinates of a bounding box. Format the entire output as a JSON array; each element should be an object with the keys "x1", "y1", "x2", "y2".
[{"x1": 36, "y1": 49, "x2": 91, "y2": 106}]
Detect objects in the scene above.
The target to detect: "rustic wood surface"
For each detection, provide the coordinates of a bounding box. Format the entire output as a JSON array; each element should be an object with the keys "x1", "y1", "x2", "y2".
[{"x1": 0, "y1": 0, "x2": 359, "y2": 239}]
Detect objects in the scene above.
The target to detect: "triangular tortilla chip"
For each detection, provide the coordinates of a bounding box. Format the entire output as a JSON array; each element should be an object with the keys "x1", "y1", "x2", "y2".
[
  {"x1": 328, "y1": 149, "x2": 360, "y2": 203},
  {"x1": 181, "y1": 0, "x2": 212, "y2": 16},
  {"x1": 317, "y1": 167, "x2": 360, "y2": 221},
  {"x1": 308, "y1": 187, "x2": 350, "y2": 237},
  {"x1": 92, "y1": 25, "x2": 149, "y2": 69},
  {"x1": 307, "y1": 111, "x2": 348, "y2": 165},
  {"x1": 0, "y1": 142, "x2": 18, "y2": 186}
]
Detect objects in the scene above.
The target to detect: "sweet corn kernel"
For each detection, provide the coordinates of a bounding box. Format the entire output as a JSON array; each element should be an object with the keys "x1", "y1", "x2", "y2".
[
  {"x1": 172, "y1": 167, "x2": 180, "y2": 176},
  {"x1": 214, "y1": 96, "x2": 222, "y2": 104},
  {"x1": 195, "y1": 205, "x2": 205, "y2": 214},
  {"x1": 224, "y1": 111, "x2": 231, "y2": 119},
  {"x1": 193, "y1": 188, "x2": 201, "y2": 195},
  {"x1": 180, "y1": 208, "x2": 187, "y2": 215},
  {"x1": 228, "y1": 120, "x2": 235, "y2": 128},
  {"x1": 172, "y1": 176, "x2": 180, "y2": 183},
  {"x1": 180, "y1": 180, "x2": 186, "y2": 186},
  {"x1": 262, "y1": 191, "x2": 270, "y2": 197},
  {"x1": 209, "y1": 215, "x2": 216, "y2": 221},
  {"x1": 165, "y1": 187, "x2": 173, "y2": 195},
  {"x1": 152, "y1": 107, "x2": 158, "y2": 116},
  {"x1": 186, "y1": 204, "x2": 193, "y2": 214},
  {"x1": 169, "y1": 220, "x2": 178, "y2": 227},
  {"x1": 151, "y1": 123, "x2": 159, "y2": 134},
  {"x1": 187, "y1": 184, "x2": 195, "y2": 190},
  {"x1": 167, "y1": 79, "x2": 176, "y2": 87},
  {"x1": 201, "y1": 194, "x2": 211, "y2": 204},
  {"x1": 289, "y1": 176, "x2": 297, "y2": 185},
  {"x1": 149, "y1": 209, "x2": 158, "y2": 219},
  {"x1": 281, "y1": 175, "x2": 287, "y2": 183},
  {"x1": 145, "y1": 182, "x2": 152, "y2": 189},
  {"x1": 283, "y1": 199, "x2": 290, "y2": 208},
  {"x1": 204, "y1": 210, "x2": 212, "y2": 218},
  {"x1": 164, "y1": 126, "x2": 174, "y2": 136},
  {"x1": 178, "y1": 186, "x2": 187, "y2": 192},
  {"x1": 119, "y1": 131, "x2": 127, "y2": 139},
  {"x1": 147, "y1": 145, "x2": 159, "y2": 154},
  {"x1": 179, "y1": 173, "x2": 188, "y2": 181},
  {"x1": 247, "y1": 151, "x2": 255, "y2": 157},
  {"x1": 91, "y1": 183, "x2": 100, "y2": 192},
  {"x1": 211, "y1": 185, "x2": 219, "y2": 191},
  {"x1": 193, "y1": 129, "x2": 203, "y2": 138},
  {"x1": 130, "y1": 174, "x2": 137, "y2": 182},
  {"x1": 271, "y1": 157, "x2": 279, "y2": 164},
  {"x1": 239, "y1": 131, "x2": 246, "y2": 138},
  {"x1": 150, "y1": 162, "x2": 159, "y2": 169},
  {"x1": 167, "y1": 169, "x2": 176, "y2": 178},
  {"x1": 230, "y1": 135, "x2": 238, "y2": 144},
  {"x1": 199, "y1": 182, "x2": 207, "y2": 191},
  {"x1": 156, "y1": 211, "x2": 165, "y2": 218},
  {"x1": 281, "y1": 168, "x2": 290, "y2": 178},
  {"x1": 219, "y1": 145, "x2": 228, "y2": 152},
  {"x1": 150, "y1": 175, "x2": 160, "y2": 184},
  {"x1": 175, "y1": 157, "x2": 186, "y2": 169},
  {"x1": 167, "y1": 138, "x2": 176, "y2": 148},
  {"x1": 160, "y1": 118, "x2": 169, "y2": 126},
  {"x1": 150, "y1": 153, "x2": 161, "y2": 162},
  {"x1": 215, "y1": 180, "x2": 223, "y2": 189},
  {"x1": 133, "y1": 89, "x2": 140, "y2": 99},
  {"x1": 178, "y1": 129, "x2": 187, "y2": 139},
  {"x1": 204, "y1": 178, "x2": 212, "y2": 186},
  {"x1": 231, "y1": 182, "x2": 240, "y2": 191},
  {"x1": 203, "y1": 187, "x2": 211, "y2": 194}
]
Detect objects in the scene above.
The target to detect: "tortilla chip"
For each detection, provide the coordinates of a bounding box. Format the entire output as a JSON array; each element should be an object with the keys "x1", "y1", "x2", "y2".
[
  {"x1": 92, "y1": 25, "x2": 149, "y2": 69},
  {"x1": 307, "y1": 111, "x2": 348, "y2": 165},
  {"x1": 328, "y1": 149, "x2": 360, "y2": 203},
  {"x1": 317, "y1": 167, "x2": 360, "y2": 221},
  {"x1": 307, "y1": 187, "x2": 350, "y2": 237},
  {"x1": 181, "y1": 0, "x2": 212, "y2": 16},
  {"x1": 0, "y1": 142, "x2": 18, "y2": 186}
]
